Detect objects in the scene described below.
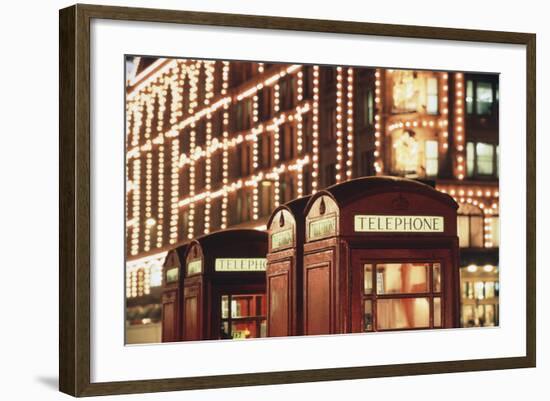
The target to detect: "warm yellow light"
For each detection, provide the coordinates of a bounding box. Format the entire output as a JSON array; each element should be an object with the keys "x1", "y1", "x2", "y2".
[{"x1": 467, "y1": 265, "x2": 478, "y2": 273}]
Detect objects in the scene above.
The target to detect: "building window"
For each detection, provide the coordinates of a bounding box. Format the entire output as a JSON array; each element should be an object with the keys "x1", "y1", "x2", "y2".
[
  {"x1": 234, "y1": 99, "x2": 252, "y2": 132},
  {"x1": 476, "y1": 143, "x2": 494, "y2": 175},
  {"x1": 303, "y1": 114, "x2": 313, "y2": 154},
  {"x1": 212, "y1": 110, "x2": 223, "y2": 138},
  {"x1": 466, "y1": 141, "x2": 498, "y2": 178},
  {"x1": 231, "y1": 189, "x2": 252, "y2": 224},
  {"x1": 476, "y1": 82, "x2": 494, "y2": 115},
  {"x1": 303, "y1": 66, "x2": 313, "y2": 99},
  {"x1": 325, "y1": 106, "x2": 337, "y2": 142},
  {"x1": 258, "y1": 133, "x2": 274, "y2": 169},
  {"x1": 259, "y1": 181, "x2": 274, "y2": 217},
  {"x1": 362, "y1": 262, "x2": 442, "y2": 331},
  {"x1": 360, "y1": 88, "x2": 375, "y2": 127},
  {"x1": 212, "y1": 153, "x2": 223, "y2": 187},
  {"x1": 323, "y1": 68, "x2": 335, "y2": 87},
  {"x1": 180, "y1": 209, "x2": 190, "y2": 240},
  {"x1": 279, "y1": 176, "x2": 296, "y2": 204},
  {"x1": 426, "y1": 77, "x2": 438, "y2": 114},
  {"x1": 466, "y1": 80, "x2": 474, "y2": 114},
  {"x1": 465, "y1": 79, "x2": 496, "y2": 116},
  {"x1": 393, "y1": 130, "x2": 419, "y2": 175},
  {"x1": 180, "y1": 167, "x2": 190, "y2": 197},
  {"x1": 195, "y1": 159, "x2": 206, "y2": 191},
  {"x1": 460, "y1": 264, "x2": 499, "y2": 327},
  {"x1": 229, "y1": 193, "x2": 241, "y2": 225},
  {"x1": 457, "y1": 204, "x2": 484, "y2": 248},
  {"x1": 279, "y1": 123, "x2": 296, "y2": 161},
  {"x1": 391, "y1": 71, "x2": 439, "y2": 115},
  {"x1": 279, "y1": 126, "x2": 287, "y2": 161},
  {"x1": 466, "y1": 142, "x2": 475, "y2": 177},
  {"x1": 360, "y1": 150, "x2": 373, "y2": 177},
  {"x1": 162, "y1": 89, "x2": 173, "y2": 131},
  {"x1": 424, "y1": 140, "x2": 439, "y2": 177},
  {"x1": 210, "y1": 198, "x2": 222, "y2": 231},
  {"x1": 393, "y1": 129, "x2": 443, "y2": 178},
  {"x1": 367, "y1": 90, "x2": 374, "y2": 125},
  {"x1": 488, "y1": 215, "x2": 500, "y2": 247},
  {"x1": 258, "y1": 87, "x2": 273, "y2": 122},
  {"x1": 279, "y1": 76, "x2": 296, "y2": 111},
  {"x1": 303, "y1": 165, "x2": 313, "y2": 194},
  {"x1": 244, "y1": 190, "x2": 252, "y2": 221},
  {"x1": 196, "y1": 121, "x2": 207, "y2": 147},
  {"x1": 237, "y1": 144, "x2": 252, "y2": 176},
  {"x1": 324, "y1": 163, "x2": 336, "y2": 187},
  {"x1": 194, "y1": 203, "x2": 205, "y2": 235},
  {"x1": 229, "y1": 62, "x2": 254, "y2": 88}
]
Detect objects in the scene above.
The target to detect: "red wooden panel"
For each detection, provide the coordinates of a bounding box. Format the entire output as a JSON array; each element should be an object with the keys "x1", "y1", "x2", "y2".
[
  {"x1": 184, "y1": 296, "x2": 199, "y2": 341},
  {"x1": 162, "y1": 303, "x2": 175, "y2": 342},
  {"x1": 268, "y1": 272, "x2": 289, "y2": 337},
  {"x1": 305, "y1": 264, "x2": 330, "y2": 335}
]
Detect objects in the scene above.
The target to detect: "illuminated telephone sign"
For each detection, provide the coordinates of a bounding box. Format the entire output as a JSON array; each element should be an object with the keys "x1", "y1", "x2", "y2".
[
  {"x1": 186, "y1": 259, "x2": 202, "y2": 276},
  {"x1": 271, "y1": 229, "x2": 293, "y2": 250},
  {"x1": 215, "y1": 258, "x2": 267, "y2": 272},
  {"x1": 165, "y1": 267, "x2": 179, "y2": 283},
  {"x1": 354, "y1": 215, "x2": 444, "y2": 233},
  {"x1": 308, "y1": 215, "x2": 337, "y2": 240}
]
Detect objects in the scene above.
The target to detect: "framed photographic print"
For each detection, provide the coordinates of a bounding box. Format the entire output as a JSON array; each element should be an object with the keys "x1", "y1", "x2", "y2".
[{"x1": 59, "y1": 3, "x2": 536, "y2": 397}]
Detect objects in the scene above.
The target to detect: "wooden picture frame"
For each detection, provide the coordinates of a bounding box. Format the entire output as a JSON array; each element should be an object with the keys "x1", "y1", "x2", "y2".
[{"x1": 59, "y1": 3, "x2": 536, "y2": 397}]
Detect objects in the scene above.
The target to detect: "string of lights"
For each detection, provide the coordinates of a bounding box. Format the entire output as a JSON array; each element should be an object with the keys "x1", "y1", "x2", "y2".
[
  {"x1": 127, "y1": 63, "x2": 304, "y2": 161},
  {"x1": 440, "y1": 72, "x2": 449, "y2": 151},
  {"x1": 346, "y1": 67, "x2": 354, "y2": 180},
  {"x1": 311, "y1": 66, "x2": 320, "y2": 194},
  {"x1": 335, "y1": 67, "x2": 344, "y2": 183},
  {"x1": 454, "y1": 72, "x2": 466, "y2": 180},
  {"x1": 221, "y1": 61, "x2": 230, "y2": 230},
  {"x1": 373, "y1": 69, "x2": 383, "y2": 174}
]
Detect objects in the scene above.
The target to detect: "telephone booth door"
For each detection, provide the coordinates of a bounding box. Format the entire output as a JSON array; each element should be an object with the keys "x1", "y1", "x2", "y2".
[{"x1": 350, "y1": 248, "x2": 458, "y2": 333}]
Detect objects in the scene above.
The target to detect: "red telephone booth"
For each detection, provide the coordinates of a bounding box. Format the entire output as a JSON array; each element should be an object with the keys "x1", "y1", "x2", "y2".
[
  {"x1": 302, "y1": 176, "x2": 459, "y2": 335},
  {"x1": 161, "y1": 245, "x2": 188, "y2": 342},
  {"x1": 266, "y1": 196, "x2": 311, "y2": 337},
  {"x1": 182, "y1": 229, "x2": 268, "y2": 341}
]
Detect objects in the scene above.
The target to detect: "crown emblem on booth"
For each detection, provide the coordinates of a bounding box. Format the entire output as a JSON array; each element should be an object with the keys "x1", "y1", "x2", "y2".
[{"x1": 391, "y1": 194, "x2": 409, "y2": 211}]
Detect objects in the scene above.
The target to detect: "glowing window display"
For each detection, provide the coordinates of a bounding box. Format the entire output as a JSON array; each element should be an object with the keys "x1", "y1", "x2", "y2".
[
  {"x1": 476, "y1": 82, "x2": 494, "y2": 115},
  {"x1": 457, "y1": 204, "x2": 484, "y2": 248},
  {"x1": 362, "y1": 262, "x2": 443, "y2": 331},
  {"x1": 425, "y1": 140, "x2": 439, "y2": 177},
  {"x1": 391, "y1": 70, "x2": 439, "y2": 115},
  {"x1": 392, "y1": 130, "x2": 419, "y2": 175},
  {"x1": 220, "y1": 294, "x2": 267, "y2": 339}
]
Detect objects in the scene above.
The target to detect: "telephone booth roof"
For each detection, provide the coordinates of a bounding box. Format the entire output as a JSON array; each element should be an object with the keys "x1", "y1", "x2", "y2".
[
  {"x1": 310, "y1": 176, "x2": 458, "y2": 210},
  {"x1": 185, "y1": 229, "x2": 268, "y2": 260},
  {"x1": 304, "y1": 176, "x2": 458, "y2": 239},
  {"x1": 164, "y1": 243, "x2": 189, "y2": 268},
  {"x1": 267, "y1": 195, "x2": 311, "y2": 230}
]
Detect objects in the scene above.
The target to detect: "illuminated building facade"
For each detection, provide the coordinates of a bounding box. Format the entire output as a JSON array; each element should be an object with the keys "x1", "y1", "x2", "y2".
[{"x1": 125, "y1": 57, "x2": 499, "y2": 338}]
